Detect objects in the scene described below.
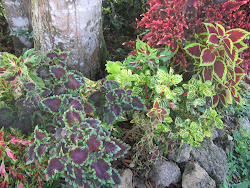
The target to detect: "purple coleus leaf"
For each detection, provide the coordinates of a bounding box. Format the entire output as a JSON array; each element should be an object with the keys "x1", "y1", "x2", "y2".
[
  {"x1": 35, "y1": 129, "x2": 47, "y2": 141},
  {"x1": 200, "y1": 48, "x2": 216, "y2": 66},
  {"x1": 69, "y1": 148, "x2": 88, "y2": 164},
  {"x1": 106, "y1": 92, "x2": 117, "y2": 102},
  {"x1": 114, "y1": 89, "x2": 125, "y2": 98},
  {"x1": 42, "y1": 97, "x2": 62, "y2": 113},
  {"x1": 110, "y1": 137, "x2": 129, "y2": 159},
  {"x1": 132, "y1": 96, "x2": 145, "y2": 109},
  {"x1": 203, "y1": 67, "x2": 212, "y2": 81},
  {"x1": 51, "y1": 66, "x2": 66, "y2": 80},
  {"x1": 89, "y1": 91, "x2": 105, "y2": 107},
  {"x1": 65, "y1": 74, "x2": 81, "y2": 90},
  {"x1": 69, "y1": 98, "x2": 84, "y2": 111},
  {"x1": 46, "y1": 158, "x2": 65, "y2": 178},
  {"x1": 103, "y1": 139, "x2": 119, "y2": 156},
  {"x1": 64, "y1": 109, "x2": 82, "y2": 127},
  {"x1": 104, "y1": 112, "x2": 115, "y2": 125},
  {"x1": 110, "y1": 104, "x2": 121, "y2": 117},
  {"x1": 36, "y1": 65, "x2": 51, "y2": 78},
  {"x1": 59, "y1": 53, "x2": 68, "y2": 61},
  {"x1": 47, "y1": 52, "x2": 57, "y2": 59},
  {"x1": 37, "y1": 144, "x2": 47, "y2": 158},
  {"x1": 84, "y1": 103, "x2": 94, "y2": 114},
  {"x1": 86, "y1": 135, "x2": 100, "y2": 154},
  {"x1": 26, "y1": 145, "x2": 36, "y2": 165},
  {"x1": 24, "y1": 83, "x2": 35, "y2": 91},
  {"x1": 91, "y1": 159, "x2": 111, "y2": 181},
  {"x1": 54, "y1": 84, "x2": 66, "y2": 95},
  {"x1": 111, "y1": 169, "x2": 121, "y2": 185},
  {"x1": 213, "y1": 60, "x2": 226, "y2": 80}
]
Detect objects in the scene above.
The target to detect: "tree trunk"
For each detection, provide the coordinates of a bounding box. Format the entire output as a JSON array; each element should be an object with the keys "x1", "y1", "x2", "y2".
[
  {"x1": 31, "y1": 0, "x2": 108, "y2": 80},
  {"x1": 1, "y1": 0, "x2": 33, "y2": 55}
]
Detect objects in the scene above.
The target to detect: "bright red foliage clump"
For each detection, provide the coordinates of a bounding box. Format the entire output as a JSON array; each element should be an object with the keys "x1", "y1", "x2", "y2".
[{"x1": 135, "y1": 0, "x2": 249, "y2": 72}]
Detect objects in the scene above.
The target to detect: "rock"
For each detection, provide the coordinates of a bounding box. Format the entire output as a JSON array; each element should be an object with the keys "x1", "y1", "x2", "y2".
[
  {"x1": 213, "y1": 133, "x2": 234, "y2": 154},
  {"x1": 182, "y1": 162, "x2": 216, "y2": 188},
  {"x1": 114, "y1": 169, "x2": 133, "y2": 188},
  {"x1": 149, "y1": 160, "x2": 181, "y2": 187},
  {"x1": 238, "y1": 117, "x2": 250, "y2": 133},
  {"x1": 134, "y1": 177, "x2": 146, "y2": 188},
  {"x1": 191, "y1": 139, "x2": 228, "y2": 184},
  {"x1": 167, "y1": 143, "x2": 191, "y2": 163}
]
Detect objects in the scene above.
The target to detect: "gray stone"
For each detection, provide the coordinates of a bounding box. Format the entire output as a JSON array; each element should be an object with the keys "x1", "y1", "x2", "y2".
[
  {"x1": 167, "y1": 143, "x2": 191, "y2": 163},
  {"x1": 238, "y1": 117, "x2": 250, "y2": 133},
  {"x1": 114, "y1": 169, "x2": 133, "y2": 188},
  {"x1": 149, "y1": 160, "x2": 181, "y2": 187},
  {"x1": 134, "y1": 177, "x2": 146, "y2": 188},
  {"x1": 191, "y1": 139, "x2": 228, "y2": 184},
  {"x1": 182, "y1": 162, "x2": 216, "y2": 188}
]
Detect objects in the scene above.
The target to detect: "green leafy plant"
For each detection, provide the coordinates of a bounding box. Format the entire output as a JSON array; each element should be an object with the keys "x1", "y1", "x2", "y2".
[
  {"x1": 106, "y1": 39, "x2": 224, "y2": 170},
  {"x1": 221, "y1": 128, "x2": 250, "y2": 188},
  {"x1": 0, "y1": 127, "x2": 48, "y2": 188},
  {"x1": 184, "y1": 23, "x2": 250, "y2": 107}
]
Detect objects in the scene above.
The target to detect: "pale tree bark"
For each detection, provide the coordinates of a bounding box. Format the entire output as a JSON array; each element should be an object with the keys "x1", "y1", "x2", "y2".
[
  {"x1": 32, "y1": 0, "x2": 108, "y2": 80},
  {"x1": 1, "y1": 0, "x2": 33, "y2": 55}
]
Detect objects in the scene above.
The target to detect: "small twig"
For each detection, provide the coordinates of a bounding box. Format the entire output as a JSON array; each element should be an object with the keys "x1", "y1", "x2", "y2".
[{"x1": 123, "y1": 126, "x2": 138, "y2": 141}]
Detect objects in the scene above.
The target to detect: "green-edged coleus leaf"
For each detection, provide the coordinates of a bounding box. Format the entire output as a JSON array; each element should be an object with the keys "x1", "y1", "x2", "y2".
[
  {"x1": 212, "y1": 95, "x2": 219, "y2": 108},
  {"x1": 110, "y1": 104, "x2": 122, "y2": 117},
  {"x1": 203, "y1": 67, "x2": 212, "y2": 81},
  {"x1": 215, "y1": 23, "x2": 225, "y2": 37},
  {"x1": 232, "y1": 93, "x2": 241, "y2": 103},
  {"x1": 225, "y1": 46, "x2": 238, "y2": 62},
  {"x1": 234, "y1": 41, "x2": 248, "y2": 52},
  {"x1": 54, "y1": 84, "x2": 67, "y2": 95},
  {"x1": 84, "y1": 103, "x2": 94, "y2": 114},
  {"x1": 106, "y1": 91, "x2": 117, "y2": 102},
  {"x1": 222, "y1": 38, "x2": 233, "y2": 54},
  {"x1": 226, "y1": 28, "x2": 250, "y2": 43},
  {"x1": 23, "y1": 82, "x2": 36, "y2": 91},
  {"x1": 42, "y1": 96, "x2": 62, "y2": 113},
  {"x1": 200, "y1": 48, "x2": 216, "y2": 66},
  {"x1": 65, "y1": 73, "x2": 85, "y2": 91},
  {"x1": 184, "y1": 43, "x2": 205, "y2": 59},
  {"x1": 208, "y1": 33, "x2": 219, "y2": 45},
  {"x1": 131, "y1": 96, "x2": 145, "y2": 110},
  {"x1": 69, "y1": 147, "x2": 88, "y2": 164},
  {"x1": 64, "y1": 108, "x2": 83, "y2": 127},
  {"x1": 213, "y1": 60, "x2": 227, "y2": 81},
  {"x1": 50, "y1": 66, "x2": 66, "y2": 80},
  {"x1": 89, "y1": 91, "x2": 106, "y2": 107},
  {"x1": 36, "y1": 65, "x2": 51, "y2": 78},
  {"x1": 204, "y1": 23, "x2": 217, "y2": 35},
  {"x1": 108, "y1": 137, "x2": 130, "y2": 159},
  {"x1": 91, "y1": 158, "x2": 111, "y2": 182},
  {"x1": 46, "y1": 158, "x2": 65, "y2": 179},
  {"x1": 86, "y1": 135, "x2": 100, "y2": 154},
  {"x1": 219, "y1": 94, "x2": 227, "y2": 106},
  {"x1": 104, "y1": 111, "x2": 116, "y2": 125}
]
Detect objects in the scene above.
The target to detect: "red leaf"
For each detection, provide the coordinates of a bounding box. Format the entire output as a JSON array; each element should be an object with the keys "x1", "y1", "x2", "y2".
[
  {"x1": 223, "y1": 1, "x2": 246, "y2": 12},
  {"x1": 212, "y1": 95, "x2": 219, "y2": 108},
  {"x1": 0, "y1": 180, "x2": 7, "y2": 188},
  {"x1": 0, "y1": 142, "x2": 7, "y2": 147},
  {"x1": 208, "y1": 34, "x2": 219, "y2": 45},
  {"x1": 17, "y1": 172, "x2": 27, "y2": 183},
  {"x1": 0, "y1": 131, "x2": 3, "y2": 141},
  {"x1": 153, "y1": 100, "x2": 159, "y2": 109},
  {"x1": 214, "y1": 60, "x2": 226, "y2": 80},
  {"x1": 184, "y1": 44, "x2": 205, "y2": 58},
  {"x1": 0, "y1": 162, "x2": 6, "y2": 179},
  {"x1": 216, "y1": 23, "x2": 225, "y2": 37},
  {"x1": 233, "y1": 94, "x2": 241, "y2": 103},
  {"x1": 226, "y1": 29, "x2": 250, "y2": 43},
  {"x1": 9, "y1": 137, "x2": 21, "y2": 144},
  {"x1": 204, "y1": 23, "x2": 217, "y2": 35},
  {"x1": 6, "y1": 148, "x2": 15, "y2": 161},
  {"x1": 219, "y1": 94, "x2": 226, "y2": 106},
  {"x1": 17, "y1": 184, "x2": 26, "y2": 188},
  {"x1": 200, "y1": 48, "x2": 216, "y2": 66},
  {"x1": 223, "y1": 38, "x2": 233, "y2": 54},
  {"x1": 234, "y1": 66, "x2": 244, "y2": 75},
  {"x1": 204, "y1": 67, "x2": 212, "y2": 81}
]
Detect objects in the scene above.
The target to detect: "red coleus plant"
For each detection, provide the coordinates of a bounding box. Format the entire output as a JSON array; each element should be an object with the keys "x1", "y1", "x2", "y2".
[
  {"x1": 0, "y1": 128, "x2": 48, "y2": 188},
  {"x1": 132, "y1": 0, "x2": 250, "y2": 72},
  {"x1": 184, "y1": 23, "x2": 250, "y2": 107},
  {"x1": 147, "y1": 100, "x2": 168, "y2": 122}
]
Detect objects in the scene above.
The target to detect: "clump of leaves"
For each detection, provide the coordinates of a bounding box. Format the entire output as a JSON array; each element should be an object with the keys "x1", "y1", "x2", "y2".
[
  {"x1": 106, "y1": 39, "x2": 224, "y2": 170},
  {"x1": 184, "y1": 23, "x2": 250, "y2": 107},
  {"x1": 0, "y1": 128, "x2": 48, "y2": 188},
  {"x1": 222, "y1": 128, "x2": 250, "y2": 188}
]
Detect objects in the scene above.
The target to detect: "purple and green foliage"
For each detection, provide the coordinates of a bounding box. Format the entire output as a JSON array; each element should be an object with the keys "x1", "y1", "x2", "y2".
[
  {"x1": 184, "y1": 23, "x2": 250, "y2": 107},
  {"x1": 26, "y1": 111, "x2": 130, "y2": 187},
  {"x1": 88, "y1": 78, "x2": 145, "y2": 125}
]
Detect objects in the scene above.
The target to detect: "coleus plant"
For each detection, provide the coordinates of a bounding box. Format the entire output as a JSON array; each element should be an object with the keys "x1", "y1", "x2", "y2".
[
  {"x1": 0, "y1": 128, "x2": 48, "y2": 188},
  {"x1": 184, "y1": 23, "x2": 250, "y2": 107},
  {"x1": 88, "y1": 78, "x2": 145, "y2": 126},
  {"x1": 132, "y1": 0, "x2": 249, "y2": 67}
]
